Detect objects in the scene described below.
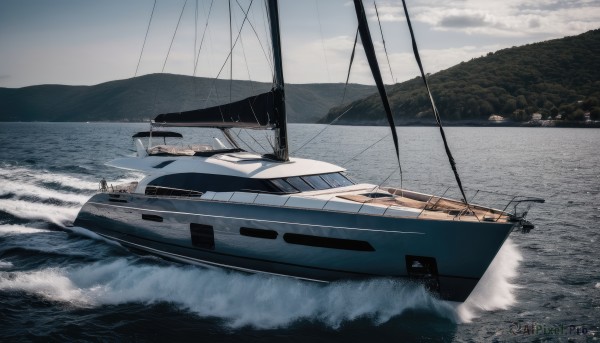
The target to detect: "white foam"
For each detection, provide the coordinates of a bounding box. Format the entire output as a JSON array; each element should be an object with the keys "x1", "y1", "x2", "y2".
[
  {"x1": 0, "y1": 199, "x2": 79, "y2": 226},
  {"x1": 0, "y1": 180, "x2": 91, "y2": 204},
  {"x1": 0, "y1": 166, "x2": 98, "y2": 191},
  {"x1": 595, "y1": 282, "x2": 600, "y2": 289},
  {"x1": 0, "y1": 261, "x2": 13, "y2": 269},
  {"x1": 0, "y1": 267, "x2": 91, "y2": 306},
  {"x1": 0, "y1": 224, "x2": 50, "y2": 236},
  {"x1": 455, "y1": 238, "x2": 522, "y2": 322},
  {"x1": 0, "y1": 259, "x2": 456, "y2": 329}
]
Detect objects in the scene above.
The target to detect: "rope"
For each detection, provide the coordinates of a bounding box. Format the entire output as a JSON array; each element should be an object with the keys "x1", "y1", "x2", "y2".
[
  {"x1": 162, "y1": 0, "x2": 188, "y2": 73},
  {"x1": 374, "y1": 1, "x2": 395, "y2": 83},
  {"x1": 134, "y1": 0, "x2": 157, "y2": 77}
]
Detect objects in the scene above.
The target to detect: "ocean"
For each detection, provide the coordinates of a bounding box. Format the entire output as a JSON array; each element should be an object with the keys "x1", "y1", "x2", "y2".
[{"x1": 0, "y1": 122, "x2": 598, "y2": 342}]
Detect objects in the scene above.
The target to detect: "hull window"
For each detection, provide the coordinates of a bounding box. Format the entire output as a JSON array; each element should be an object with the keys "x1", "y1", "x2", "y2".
[
  {"x1": 405, "y1": 255, "x2": 440, "y2": 292},
  {"x1": 190, "y1": 223, "x2": 215, "y2": 250},
  {"x1": 283, "y1": 233, "x2": 374, "y2": 251},
  {"x1": 240, "y1": 227, "x2": 278, "y2": 239},
  {"x1": 142, "y1": 214, "x2": 163, "y2": 222}
]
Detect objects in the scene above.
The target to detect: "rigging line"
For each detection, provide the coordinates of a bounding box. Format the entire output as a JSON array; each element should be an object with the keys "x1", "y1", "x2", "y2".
[
  {"x1": 194, "y1": 0, "x2": 198, "y2": 69},
  {"x1": 341, "y1": 28, "x2": 359, "y2": 105},
  {"x1": 193, "y1": 0, "x2": 215, "y2": 77},
  {"x1": 293, "y1": 28, "x2": 358, "y2": 155},
  {"x1": 231, "y1": 5, "x2": 254, "y2": 90},
  {"x1": 292, "y1": 105, "x2": 354, "y2": 154},
  {"x1": 231, "y1": 128, "x2": 254, "y2": 151},
  {"x1": 314, "y1": 0, "x2": 331, "y2": 82},
  {"x1": 134, "y1": 0, "x2": 157, "y2": 77},
  {"x1": 229, "y1": 0, "x2": 233, "y2": 106},
  {"x1": 261, "y1": 0, "x2": 274, "y2": 75},
  {"x1": 400, "y1": 0, "x2": 469, "y2": 206},
  {"x1": 161, "y1": 0, "x2": 188, "y2": 73},
  {"x1": 374, "y1": 1, "x2": 395, "y2": 84},
  {"x1": 203, "y1": 0, "x2": 255, "y2": 108},
  {"x1": 235, "y1": 0, "x2": 273, "y2": 74},
  {"x1": 244, "y1": 128, "x2": 268, "y2": 152},
  {"x1": 342, "y1": 131, "x2": 391, "y2": 167},
  {"x1": 376, "y1": 165, "x2": 399, "y2": 191}
]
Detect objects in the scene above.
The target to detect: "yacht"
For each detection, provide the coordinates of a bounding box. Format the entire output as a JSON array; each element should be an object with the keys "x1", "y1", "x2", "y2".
[{"x1": 74, "y1": 0, "x2": 542, "y2": 302}]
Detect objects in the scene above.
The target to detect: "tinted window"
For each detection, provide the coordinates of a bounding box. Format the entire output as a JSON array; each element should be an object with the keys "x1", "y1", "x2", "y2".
[
  {"x1": 283, "y1": 233, "x2": 374, "y2": 251},
  {"x1": 285, "y1": 177, "x2": 313, "y2": 191},
  {"x1": 190, "y1": 223, "x2": 214, "y2": 250},
  {"x1": 301, "y1": 175, "x2": 330, "y2": 190},
  {"x1": 270, "y1": 179, "x2": 298, "y2": 193},
  {"x1": 321, "y1": 173, "x2": 354, "y2": 187},
  {"x1": 148, "y1": 173, "x2": 278, "y2": 194}
]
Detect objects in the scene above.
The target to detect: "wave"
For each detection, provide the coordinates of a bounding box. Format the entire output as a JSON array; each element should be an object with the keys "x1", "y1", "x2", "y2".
[
  {"x1": 0, "y1": 199, "x2": 79, "y2": 226},
  {"x1": 0, "y1": 166, "x2": 98, "y2": 191},
  {"x1": 0, "y1": 180, "x2": 91, "y2": 205},
  {"x1": 0, "y1": 224, "x2": 50, "y2": 236},
  {"x1": 0, "y1": 261, "x2": 13, "y2": 269},
  {"x1": 0, "y1": 229, "x2": 521, "y2": 329},
  {"x1": 455, "y1": 238, "x2": 522, "y2": 322},
  {"x1": 0, "y1": 259, "x2": 456, "y2": 329}
]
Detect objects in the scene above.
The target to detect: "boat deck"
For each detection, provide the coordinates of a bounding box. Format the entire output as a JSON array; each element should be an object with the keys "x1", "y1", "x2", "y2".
[
  {"x1": 103, "y1": 180, "x2": 511, "y2": 223},
  {"x1": 337, "y1": 190, "x2": 510, "y2": 223}
]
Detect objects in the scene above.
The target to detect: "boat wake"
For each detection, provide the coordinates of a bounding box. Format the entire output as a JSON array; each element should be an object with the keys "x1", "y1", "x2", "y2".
[
  {"x1": 0, "y1": 224, "x2": 522, "y2": 330},
  {"x1": 0, "y1": 165, "x2": 139, "y2": 227}
]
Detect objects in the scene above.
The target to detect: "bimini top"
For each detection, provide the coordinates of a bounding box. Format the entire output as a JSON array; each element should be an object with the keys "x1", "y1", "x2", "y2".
[{"x1": 132, "y1": 131, "x2": 183, "y2": 138}]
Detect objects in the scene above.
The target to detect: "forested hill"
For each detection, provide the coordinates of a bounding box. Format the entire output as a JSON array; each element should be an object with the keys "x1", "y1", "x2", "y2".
[
  {"x1": 322, "y1": 29, "x2": 600, "y2": 125},
  {"x1": 0, "y1": 74, "x2": 374, "y2": 123}
]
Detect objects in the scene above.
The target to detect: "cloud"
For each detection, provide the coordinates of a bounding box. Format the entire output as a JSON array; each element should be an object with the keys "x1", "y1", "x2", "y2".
[
  {"x1": 369, "y1": 0, "x2": 600, "y2": 38},
  {"x1": 438, "y1": 13, "x2": 490, "y2": 28}
]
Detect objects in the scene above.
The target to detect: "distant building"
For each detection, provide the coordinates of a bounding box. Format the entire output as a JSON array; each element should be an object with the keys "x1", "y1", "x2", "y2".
[
  {"x1": 531, "y1": 113, "x2": 543, "y2": 121},
  {"x1": 585, "y1": 112, "x2": 591, "y2": 122},
  {"x1": 488, "y1": 114, "x2": 505, "y2": 122}
]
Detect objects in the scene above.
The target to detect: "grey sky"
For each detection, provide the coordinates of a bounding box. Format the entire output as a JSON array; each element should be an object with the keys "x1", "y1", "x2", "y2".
[{"x1": 0, "y1": 0, "x2": 598, "y2": 88}]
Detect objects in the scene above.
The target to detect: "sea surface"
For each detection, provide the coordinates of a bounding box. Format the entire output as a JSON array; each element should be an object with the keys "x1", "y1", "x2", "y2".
[{"x1": 0, "y1": 122, "x2": 598, "y2": 342}]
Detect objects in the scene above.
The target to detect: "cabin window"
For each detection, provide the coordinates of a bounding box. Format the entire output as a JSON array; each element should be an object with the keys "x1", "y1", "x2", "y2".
[
  {"x1": 190, "y1": 223, "x2": 215, "y2": 250},
  {"x1": 283, "y1": 233, "x2": 374, "y2": 251},
  {"x1": 284, "y1": 177, "x2": 313, "y2": 192},
  {"x1": 148, "y1": 173, "x2": 278, "y2": 194},
  {"x1": 269, "y1": 179, "x2": 298, "y2": 193},
  {"x1": 320, "y1": 173, "x2": 354, "y2": 187},
  {"x1": 301, "y1": 175, "x2": 330, "y2": 190},
  {"x1": 240, "y1": 227, "x2": 278, "y2": 239}
]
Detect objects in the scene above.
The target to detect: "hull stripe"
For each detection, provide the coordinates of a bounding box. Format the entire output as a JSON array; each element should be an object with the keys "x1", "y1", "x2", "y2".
[{"x1": 88, "y1": 201, "x2": 426, "y2": 235}]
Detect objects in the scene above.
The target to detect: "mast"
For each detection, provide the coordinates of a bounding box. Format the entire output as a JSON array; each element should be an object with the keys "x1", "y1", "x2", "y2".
[{"x1": 267, "y1": 0, "x2": 289, "y2": 161}]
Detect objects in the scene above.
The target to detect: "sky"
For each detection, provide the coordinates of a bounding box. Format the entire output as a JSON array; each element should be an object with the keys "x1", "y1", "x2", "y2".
[{"x1": 0, "y1": 0, "x2": 598, "y2": 88}]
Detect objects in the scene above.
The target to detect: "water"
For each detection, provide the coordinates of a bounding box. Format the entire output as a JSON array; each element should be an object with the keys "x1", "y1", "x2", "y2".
[{"x1": 0, "y1": 122, "x2": 598, "y2": 341}]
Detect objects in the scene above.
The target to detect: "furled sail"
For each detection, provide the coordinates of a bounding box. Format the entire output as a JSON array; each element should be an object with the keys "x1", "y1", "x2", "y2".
[{"x1": 153, "y1": 90, "x2": 280, "y2": 129}]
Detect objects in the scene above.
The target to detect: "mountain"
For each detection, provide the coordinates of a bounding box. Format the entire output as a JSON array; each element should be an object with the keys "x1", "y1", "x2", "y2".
[
  {"x1": 0, "y1": 74, "x2": 375, "y2": 123},
  {"x1": 321, "y1": 29, "x2": 600, "y2": 125}
]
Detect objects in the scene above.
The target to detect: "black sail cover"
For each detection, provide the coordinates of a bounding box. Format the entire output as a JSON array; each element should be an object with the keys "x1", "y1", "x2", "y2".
[{"x1": 153, "y1": 90, "x2": 280, "y2": 128}]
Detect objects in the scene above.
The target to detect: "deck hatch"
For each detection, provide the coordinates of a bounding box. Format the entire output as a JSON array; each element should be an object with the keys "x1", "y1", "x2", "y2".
[
  {"x1": 283, "y1": 233, "x2": 374, "y2": 251},
  {"x1": 240, "y1": 227, "x2": 278, "y2": 240},
  {"x1": 141, "y1": 214, "x2": 163, "y2": 222},
  {"x1": 190, "y1": 223, "x2": 215, "y2": 250}
]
